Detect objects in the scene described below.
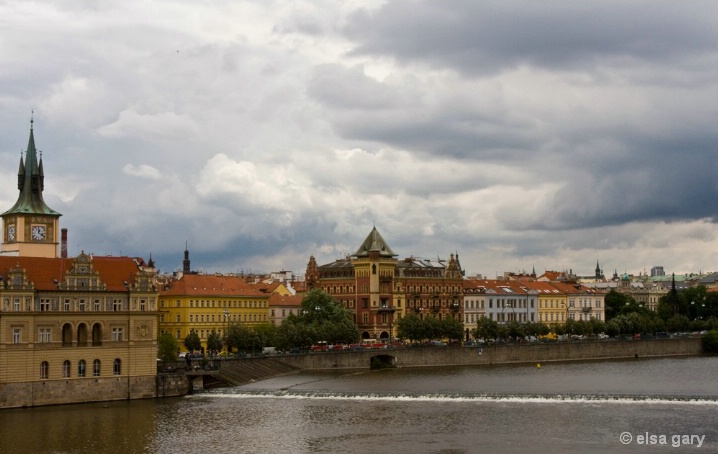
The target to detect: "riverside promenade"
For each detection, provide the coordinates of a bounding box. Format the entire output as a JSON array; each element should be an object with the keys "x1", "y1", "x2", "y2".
[{"x1": 270, "y1": 337, "x2": 703, "y2": 370}]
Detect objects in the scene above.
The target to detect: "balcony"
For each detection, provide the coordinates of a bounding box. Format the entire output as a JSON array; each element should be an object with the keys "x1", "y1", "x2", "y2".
[{"x1": 581, "y1": 307, "x2": 592, "y2": 313}]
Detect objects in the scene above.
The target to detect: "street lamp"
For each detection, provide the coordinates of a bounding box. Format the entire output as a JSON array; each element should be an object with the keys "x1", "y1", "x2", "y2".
[{"x1": 223, "y1": 309, "x2": 230, "y2": 353}]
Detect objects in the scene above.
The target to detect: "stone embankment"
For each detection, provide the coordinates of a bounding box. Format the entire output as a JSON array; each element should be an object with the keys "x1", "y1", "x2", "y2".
[
  {"x1": 272, "y1": 337, "x2": 704, "y2": 370},
  {"x1": 156, "y1": 338, "x2": 704, "y2": 398}
]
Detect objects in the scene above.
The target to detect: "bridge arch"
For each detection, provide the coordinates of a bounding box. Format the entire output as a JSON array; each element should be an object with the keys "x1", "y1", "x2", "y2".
[{"x1": 370, "y1": 354, "x2": 396, "y2": 370}]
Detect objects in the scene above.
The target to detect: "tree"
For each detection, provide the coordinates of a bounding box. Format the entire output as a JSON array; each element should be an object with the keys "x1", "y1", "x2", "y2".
[
  {"x1": 283, "y1": 289, "x2": 360, "y2": 346},
  {"x1": 184, "y1": 329, "x2": 201, "y2": 353},
  {"x1": 226, "y1": 323, "x2": 252, "y2": 353},
  {"x1": 473, "y1": 316, "x2": 498, "y2": 340},
  {"x1": 396, "y1": 312, "x2": 424, "y2": 343},
  {"x1": 702, "y1": 330, "x2": 718, "y2": 354},
  {"x1": 158, "y1": 332, "x2": 179, "y2": 362},
  {"x1": 440, "y1": 316, "x2": 464, "y2": 342},
  {"x1": 206, "y1": 329, "x2": 223, "y2": 354},
  {"x1": 604, "y1": 289, "x2": 629, "y2": 320}
]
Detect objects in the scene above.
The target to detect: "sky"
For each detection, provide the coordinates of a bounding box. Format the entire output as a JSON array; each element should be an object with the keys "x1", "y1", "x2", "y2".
[{"x1": 1, "y1": 0, "x2": 717, "y2": 279}]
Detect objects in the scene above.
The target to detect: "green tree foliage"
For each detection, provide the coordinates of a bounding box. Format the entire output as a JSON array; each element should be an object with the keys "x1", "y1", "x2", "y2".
[
  {"x1": 665, "y1": 314, "x2": 690, "y2": 332},
  {"x1": 473, "y1": 316, "x2": 498, "y2": 340},
  {"x1": 157, "y1": 332, "x2": 179, "y2": 362},
  {"x1": 183, "y1": 329, "x2": 201, "y2": 353},
  {"x1": 396, "y1": 313, "x2": 463, "y2": 343},
  {"x1": 604, "y1": 289, "x2": 630, "y2": 320},
  {"x1": 274, "y1": 290, "x2": 360, "y2": 350},
  {"x1": 226, "y1": 323, "x2": 251, "y2": 353},
  {"x1": 274, "y1": 318, "x2": 317, "y2": 351},
  {"x1": 702, "y1": 330, "x2": 718, "y2": 353},
  {"x1": 396, "y1": 312, "x2": 424, "y2": 343},
  {"x1": 206, "y1": 329, "x2": 223, "y2": 353}
]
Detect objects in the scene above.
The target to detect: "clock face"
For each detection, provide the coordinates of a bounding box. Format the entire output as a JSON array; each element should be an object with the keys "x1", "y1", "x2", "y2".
[
  {"x1": 31, "y1": 225, "x2": 46, "y2": 241},
  {"x1": 7, "y1": 225, "x2": 15, "y2": 241}
]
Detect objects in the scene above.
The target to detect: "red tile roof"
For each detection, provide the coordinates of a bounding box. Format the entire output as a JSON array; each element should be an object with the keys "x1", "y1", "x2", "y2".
[
  {"x1": 160, "y1": 274, "x2": 266, "y2": 297},
  {"x1": 268, "y1": 293, "x2": 303, "y2": 307},
  {"x1": 0, "y1": 255, "x2": 147, "y2": 292}
]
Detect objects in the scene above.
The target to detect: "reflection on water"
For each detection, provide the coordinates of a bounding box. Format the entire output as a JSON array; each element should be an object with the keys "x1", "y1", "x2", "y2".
[{"x1": 1, "y1": 356, "x2": 717, "y2": 454}]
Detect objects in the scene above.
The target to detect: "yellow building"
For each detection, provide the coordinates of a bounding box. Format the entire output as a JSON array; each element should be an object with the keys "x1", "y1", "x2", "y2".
[
  {"x1": 0, "y1": 123, "x2": 159, "y2": 409},
  {"x1": 525, "y1": 280, "x2": 571, "y2": 324},
  {"x1": 159, "y1": 273, "x2": 271, "y2": 353}
]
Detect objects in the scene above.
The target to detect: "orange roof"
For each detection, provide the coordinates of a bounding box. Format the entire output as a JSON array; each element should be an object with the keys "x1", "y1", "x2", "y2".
[
  {"x1": 0, "y1": 255, "x2": 147, "y2": 292},
  {"x1": 268, "y1": 293, "x2": 303, "y2": 307},
  {"x1": 161, "y1": 273, "x2": 266, "y2": 297},
  {"x1": 463, "y1": 279, "x2": 531, "y2": 294}
]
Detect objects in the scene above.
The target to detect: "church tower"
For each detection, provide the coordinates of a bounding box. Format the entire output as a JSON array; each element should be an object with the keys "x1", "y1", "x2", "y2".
[{"x1": 1, "y1": 119, "x2": 61, "y2": 258}]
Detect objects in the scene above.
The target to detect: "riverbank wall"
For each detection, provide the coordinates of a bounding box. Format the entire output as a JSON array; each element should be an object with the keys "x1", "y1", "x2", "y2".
[{"x1": 272, "y1": 337, "x2": 704, "y2": 370}]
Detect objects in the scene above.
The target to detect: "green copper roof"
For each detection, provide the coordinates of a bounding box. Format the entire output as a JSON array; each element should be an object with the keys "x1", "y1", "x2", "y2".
[
  {"x1": 2, "y1": 124, "x2": 61, "y2": 217},
  {"x1": 354, "y1": 226, "x2": 397, "y2": 258}
]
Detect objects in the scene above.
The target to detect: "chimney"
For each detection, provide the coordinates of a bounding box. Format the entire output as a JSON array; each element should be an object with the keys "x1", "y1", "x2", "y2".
[{"x1": 61, "y1": 228, "x2": 67, "y2": 258}]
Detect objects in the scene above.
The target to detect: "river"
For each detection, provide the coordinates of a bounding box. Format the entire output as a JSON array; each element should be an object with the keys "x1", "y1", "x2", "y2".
[{"x1": 1, "y1": 356, "x2": 717, "y2": 453}]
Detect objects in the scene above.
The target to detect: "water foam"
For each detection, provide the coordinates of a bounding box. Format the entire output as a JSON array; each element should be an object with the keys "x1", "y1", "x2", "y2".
[{"x1": 193, "y1": 390, "x2": 718, "y2": 406}]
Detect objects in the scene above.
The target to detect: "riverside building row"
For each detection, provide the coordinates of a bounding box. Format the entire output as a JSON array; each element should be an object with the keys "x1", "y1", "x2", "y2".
[{"x1": 0, "y1": 123, "x2": 622, "y2": 408}]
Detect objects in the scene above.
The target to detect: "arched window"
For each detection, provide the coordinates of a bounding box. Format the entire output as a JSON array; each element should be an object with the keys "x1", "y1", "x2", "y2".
[
  {"x1": 40, "y1": 361, "x2": 49, "y2": 380},
  {"x1": 93, "y1": 359, "x2": 101, "y2": 377},
  {"x1": 92, "y1": 323, "x2": 102, "y2": 346},
  {"x1": 77, "y1": 323, "x2": 88, "y2": 346},
  {"x1": 78, "y1": 360, "x2": 86, "y2": 377},
  {"x1": 113, "y1": 358, "x2": 121, "y2": 376},
  {"x1": 62, "y1": 323, "x2": 73, "y2": 346},
  {"x1": 63, "y1": 360, "x2": 71, "y2": 378}
]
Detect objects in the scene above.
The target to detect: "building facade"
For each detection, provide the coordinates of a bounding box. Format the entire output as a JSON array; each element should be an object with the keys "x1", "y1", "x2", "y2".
[
  {"x1": 158, "y1": 272, "x2": 271, "y2": 353},
  {"x1": 0, "y1": 123, "x2": 159, "y2": 409},
  {"x1": 306, "y1": 227, "x2": 464, "y2": 341}
]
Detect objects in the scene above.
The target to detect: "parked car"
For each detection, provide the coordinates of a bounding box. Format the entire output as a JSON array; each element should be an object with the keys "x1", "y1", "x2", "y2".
[{"x1": 430, "y1": 340, "x2": 447, "y2": 347}]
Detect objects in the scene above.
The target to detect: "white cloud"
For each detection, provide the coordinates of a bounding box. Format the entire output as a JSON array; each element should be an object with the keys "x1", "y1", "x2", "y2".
[
  {"x1": 0, "y1": 0, "x2": 716, "y2": 277},
  {"x1": 123, "y1": 164, "x2": 163, "y2": 180}
]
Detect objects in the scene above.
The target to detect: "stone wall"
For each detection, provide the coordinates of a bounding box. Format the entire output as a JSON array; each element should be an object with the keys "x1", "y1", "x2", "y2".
[
  {"x1": 0, "y1": 375, "x2": 157, "y2": 409},
  {"x1": 272, "y1": 338, "x2": 703, "y2": 370}
]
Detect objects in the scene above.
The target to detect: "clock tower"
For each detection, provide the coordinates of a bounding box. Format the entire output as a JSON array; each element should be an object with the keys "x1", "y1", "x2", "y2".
[{"x1": 1, "y1": 119, "x2": 61, "y2": 258}]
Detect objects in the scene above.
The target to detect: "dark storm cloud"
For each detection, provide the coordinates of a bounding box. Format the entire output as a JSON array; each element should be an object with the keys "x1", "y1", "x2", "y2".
[{"x1": 344, "y1": 0, "x2": 718, "y2": 75}]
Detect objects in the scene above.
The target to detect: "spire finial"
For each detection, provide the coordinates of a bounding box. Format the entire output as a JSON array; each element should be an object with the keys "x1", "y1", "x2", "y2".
[{"x1": 30, "y1": 111, "x2": 34, "y2": 130}]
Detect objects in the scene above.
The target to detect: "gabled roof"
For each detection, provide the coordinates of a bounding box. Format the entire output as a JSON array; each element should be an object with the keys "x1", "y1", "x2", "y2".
[
  {"x1": 354, "y1": 227, "x2": 397, "y2": 258},
  {"x1": 161, "y1": 273, "x2": 266, "y2": 297},
  {"x1": 0, "y1": 255, "x2": 147, "y2": 292}
]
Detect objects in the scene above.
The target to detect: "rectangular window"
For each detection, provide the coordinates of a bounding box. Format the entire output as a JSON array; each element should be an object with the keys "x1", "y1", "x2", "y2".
[
  {"x1": 113, "y1": 300, "x2": 123, "y2": 311},
  {"x1": 13, "y1": 298, "x2": 20, "y2": 311},
  {"x1": 12, "y1": 328, "x2": 21, "y2": 344},
  {"x1": 39, "y1": 328, "x2": 51, "y2": 343},
  {"x1": 64, "y1": 299, "x2": 71, "y2": 311},
  {"x1": 112, "y1": 327, "x2": 124, "y2": 341},
  {"x1": 78, "y1": 299, "x2": 86, "y2": 311},
  {"x1": 140, "y1": 299, "x2": 146, "y2": 311},
  {"x1": 176, "y1": 330, "x2": 181, "y2": 339},
  {"x1": 94, "y1": 299, "x2": 101, "y2": 311},
  {"x1": 40, "y1": 299, "x2": 50, "y2": 311},
  {"x1": 176, "y1": 314, "x2": 181, "y2": 323},
  {"x1": 93, "y1": 360, "x2": 101, "y2": 377}
]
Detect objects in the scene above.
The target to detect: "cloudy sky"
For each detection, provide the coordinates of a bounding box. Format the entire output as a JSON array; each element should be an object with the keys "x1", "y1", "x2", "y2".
[{"x1": 1, "y1": 0, "x2": 717, "y2": 278}]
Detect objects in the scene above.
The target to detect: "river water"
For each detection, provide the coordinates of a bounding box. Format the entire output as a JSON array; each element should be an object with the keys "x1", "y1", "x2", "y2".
[{"x1": 1, "y1": 356, "x2": 717, "y2": 453}]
